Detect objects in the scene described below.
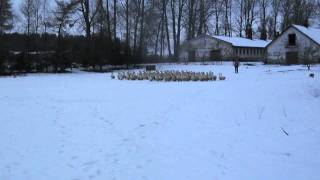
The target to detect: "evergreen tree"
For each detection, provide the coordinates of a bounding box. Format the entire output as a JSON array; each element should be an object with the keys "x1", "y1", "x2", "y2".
[
  {"x1": 0, "y1": 0, "x2": 13, "y2": 74},
  {"x1": 0, "y1": 0, "x2": 13, "y2": 34}
]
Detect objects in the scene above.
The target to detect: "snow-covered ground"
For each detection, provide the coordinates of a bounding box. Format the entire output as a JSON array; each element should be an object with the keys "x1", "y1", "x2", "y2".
[{"x1": 0, "y1": 62, "x2": 320, "y2": 180}]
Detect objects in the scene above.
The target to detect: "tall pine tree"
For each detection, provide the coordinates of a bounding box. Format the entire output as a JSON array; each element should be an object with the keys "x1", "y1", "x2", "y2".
[
  {"x1": 0, "y1": 0, "x2": 13, "y2": 73},
  {"x1": 0, "y1": 0, "x2": 13, "y2": 34}
]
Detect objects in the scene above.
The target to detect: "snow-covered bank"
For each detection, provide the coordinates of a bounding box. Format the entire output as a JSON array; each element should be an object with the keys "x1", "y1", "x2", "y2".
[{"x1": 0, "y1": 63, "x2": 319, "y2": 180}]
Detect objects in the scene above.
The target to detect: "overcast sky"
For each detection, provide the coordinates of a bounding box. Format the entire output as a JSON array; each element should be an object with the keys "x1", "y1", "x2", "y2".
[
  {"x1": 12, "y1": 0, "x2": 55, "y2": 14},
  {"x1": 12, "y1": 0, "x2": 22, "y2": 12}
]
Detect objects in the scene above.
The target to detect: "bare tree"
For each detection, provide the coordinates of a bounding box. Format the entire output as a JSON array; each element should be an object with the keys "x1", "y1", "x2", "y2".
[
  {"x1": 164, "y1": 0, "x2": 172, "y2": 57},
  {"x1": 20, "y1": 0, "x2": 44, "y2": 35},
  {"x1": 280, "y1": 0, "x2": 292, "y2": 30},
  {"x1": 105, "y1": 0, "x2": 111, "y2": 39},
  {"x1": 20, "y1": 0, "x2": 35, "y2": 65},
  {"x1": 318, "y1": 1, "x2": 320, "y2": 22},
  {"x1": 51, "y1": 0, "x2": 77, "y2": 71},
  {"x1": 0, "y1": 0, "x2": 13, "y2": 35},
  {"x1": 77, "y1": 0, "x2": 101, "y2": 67},
  {"x1": 259, "y1": 0, "x2": 269, "y2": 40},
  {"x1": 138, "y1": 0, "x2": 144, "y2": 57},
  {"x1": 79, "y1": 0, "x2": 100, "y2": 39},
  {"x1": 280, "y1": 0, "x2": 317, "y2": 29},
  {"x1": 125, "y1": 0, "x2": 130, "y2": 57},
  {"x1": 154, "y1": 0, "x2": 171, "y2": 57},
  {"x1": 235, "y1": 0, "x2": 245, "y2": 37},
  {"x1": 300, "y1": 0, "x2": 318, "y2": 27},
  {"x1": 186, "y1": 0, "x2": 196, "y2": 39},
  {"x1": 270, "y1": 0, "x2": 280, "y2": 39},
  {"x1": 243, "y1": 0, "x2": 256, "y2": 39},
  {"x1": 32, "y1": 0, "x2": 42, "y2": 34},
  {"x1": 197, "y1": 0, "x2": 205, "y2": 35},
  {"x1": 113, "y1": 0, "x2": 117, "y2": 40},
  {"x1": 20, "y1": 0, "x2": 33, "y2": 36},
  {"x1": 222, "y1": 0, "x2": 232, "y2": 36},
  {"x1": 42, "y1": 0, "x2": 50, "y2": 34},
  {"x1": 0, "y1": 0, "x2": 13, "y2": 73},
  {"x1": 92, "y1": 0, "x2": 110, "y2": 69},
  {"x1": 212, "y1": 0, "x2": 224, "y2": 35},
  {"x1": 132, "y1": 0, "x2": 140, "y2": 53},
  {"x1": 93, "y1": 0, "x2": 105, "y2": 34},
  {"x1": 170, "y1": 0, "x2": 186, "y2": 61}
]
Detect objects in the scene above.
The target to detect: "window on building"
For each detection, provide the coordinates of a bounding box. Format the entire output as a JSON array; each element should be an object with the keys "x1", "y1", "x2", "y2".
[{"x1": 288, "y1": 34, "x2": 296, "y2": 46}]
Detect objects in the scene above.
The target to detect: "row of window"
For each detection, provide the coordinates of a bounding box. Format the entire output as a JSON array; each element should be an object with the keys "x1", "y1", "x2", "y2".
[{"x1": 235, "y1": 48, "x2": 266, "y2": 56}]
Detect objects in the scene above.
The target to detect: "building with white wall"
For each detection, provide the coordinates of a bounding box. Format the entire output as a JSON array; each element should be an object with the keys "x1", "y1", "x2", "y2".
[
  {"x1": 178, "y1": 35, "x2": 270, "y2": 62},
  {"x1": 267, "y1": 25, "x2": 320, "y2": 64}
]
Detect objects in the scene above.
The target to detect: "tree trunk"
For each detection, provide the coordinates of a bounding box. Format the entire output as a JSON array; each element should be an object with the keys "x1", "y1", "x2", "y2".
[
  {"x1": 113, "y1": 0, "x2": 117, "y2": 41},
  {"x1": 176, "y1": 0, "x2": 184, "y2": 61},
  {"x1": 106, "y1": 0, "x2": 112, "y2": 40},
  {"x1": 139, "y1": 0, "x2": 145, "y2": 58},
  {"x1": 154, "y1": 18, "x2": 161, "y2": 56},
  {"x1": 198, "y1": 0, "x2": 205, "y2": 36},
  {"x1": 170, "y1": 0, "x2": 177, "y2": 59},
  {"x1": 132, "y1": 0, "x2": 141, "y2": 53},
  {"x1": 187, "y1": 0, "x2": 195, "y2": 40},
  {"x1": 164, "y1": 1, "x2": 172, "y2": 57},
  {"x1": 125, "y1": 0, "x2": 129, "y2": 57}
]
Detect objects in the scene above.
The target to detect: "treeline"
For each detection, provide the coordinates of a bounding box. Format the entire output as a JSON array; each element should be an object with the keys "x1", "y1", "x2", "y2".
[
  {"x1": 0, "y1": 32, "x2": 141, "y2": 74},
  {"x1": 1, "y1": 33, "x2": 139, "y2": 73},
  {"x1": 0, "y1": 0, "x2": 320, "y2": 74}
]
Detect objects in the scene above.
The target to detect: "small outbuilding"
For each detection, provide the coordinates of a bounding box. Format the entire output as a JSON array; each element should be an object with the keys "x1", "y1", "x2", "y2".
[
  {"x1": 178, "y1": 35, "x2": 270, "y2": 62},
  {"x1": 267, "y1": 25, "x2": 320, "y2": 64}
]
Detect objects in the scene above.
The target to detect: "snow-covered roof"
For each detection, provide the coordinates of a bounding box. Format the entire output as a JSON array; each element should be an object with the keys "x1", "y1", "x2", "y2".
[
  {"x1": 212, "y1": 35, "x2": 271, "y2": 48},
  {"x1": 293, "y1": 25, "x2": 320, "y2": 45}
]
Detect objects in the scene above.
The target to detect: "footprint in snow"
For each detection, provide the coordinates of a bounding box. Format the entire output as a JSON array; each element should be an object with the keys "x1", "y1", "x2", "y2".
[
  {"x1": 282, "y1": 152, "x2": 291, "y2": 157},
  {"x1": 71, "y1": 156, "x2": 78, "y2": 160},
  {"x1": 88, "y1": 174, "x2": 95, "y2": 179},
  {"x1": 96, "y1": 169, "x2": 101, "y2": 175},
  {"x1": 83, "y1": 160, "x2": 98, "y2": 166},
  {"x1": 220, "y1": 153, "x2": 225, "y2": 159}
]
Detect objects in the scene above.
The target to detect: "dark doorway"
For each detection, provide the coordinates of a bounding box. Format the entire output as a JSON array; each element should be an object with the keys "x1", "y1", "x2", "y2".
[
  {"x1": 286, "y1": 52, "x2": 299, "y2": 64},
  {"x1": 210, "y1": 49, "x2": 221, "y2": 61},
  {"x1": 188, "y1": 50, "x2": 196, "y2": 62}
]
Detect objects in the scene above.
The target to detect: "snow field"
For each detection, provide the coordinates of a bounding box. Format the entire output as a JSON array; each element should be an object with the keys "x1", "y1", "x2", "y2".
[{"x1": 0, "y1": 63, "x2": 319, "y2": 180}]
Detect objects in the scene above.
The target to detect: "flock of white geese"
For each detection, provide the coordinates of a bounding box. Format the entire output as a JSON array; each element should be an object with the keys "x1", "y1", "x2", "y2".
[{"x1": 112, "y1": 70, "x2": 226, "y2": 82}]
